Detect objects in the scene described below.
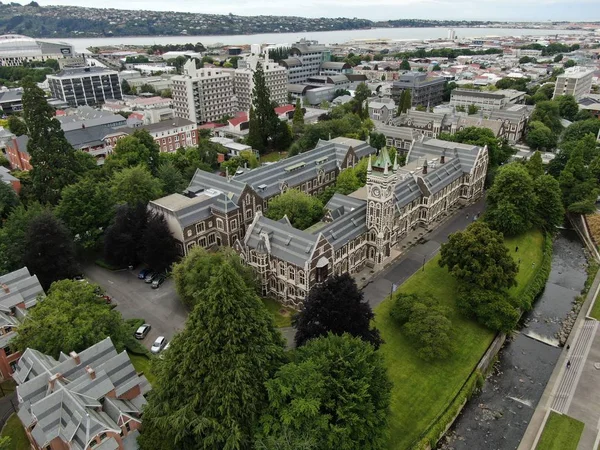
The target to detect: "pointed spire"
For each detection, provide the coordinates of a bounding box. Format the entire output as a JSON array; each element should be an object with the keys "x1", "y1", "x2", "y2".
[
  {"x1": 393, "y1": 152, "x2": 399, "y2": 172},
  {"x1": 367, "y1": 155, "x2": 372, "y2": 173},
  {"x1": 383, "y1": 160, "x2": 389, "y2": 176}
]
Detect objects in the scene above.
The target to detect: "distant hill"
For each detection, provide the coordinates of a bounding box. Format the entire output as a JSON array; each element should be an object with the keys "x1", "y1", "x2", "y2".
[{"x1": 0, "y1": 4, "x2": 494, "y2": 38}]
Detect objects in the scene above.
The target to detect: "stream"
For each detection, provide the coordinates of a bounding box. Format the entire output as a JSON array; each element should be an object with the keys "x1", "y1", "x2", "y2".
[{"x1": 440, "y1": 230, "x2": 588, "y2": 450}]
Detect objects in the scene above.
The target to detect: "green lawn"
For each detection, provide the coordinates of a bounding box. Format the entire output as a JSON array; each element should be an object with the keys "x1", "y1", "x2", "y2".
[
  {"x1": 374, "y1": 230, "x2": 544, "y2": 449},
  {"x1": 590, "y1": 297, "x2": 600, "y2": 321},
  {"x1": 260, "y1": 151, "x2": 287, "y2": 163},
  {"x1": 536, "y1": 411, "x2": 584, "y2": 450},
  {"x1": 262, "y1": 298, "x2": 296, "y2": 328},
  {"x1": 0, "y1": 413, "x2": 29, "y2": 450},
  {"x1": 128, "y1": 352, "x2": 156, "y2": 386}
]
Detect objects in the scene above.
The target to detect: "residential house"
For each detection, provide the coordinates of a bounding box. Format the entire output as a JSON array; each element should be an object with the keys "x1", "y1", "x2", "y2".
[{"x1": 368, "y1": 98, "x2": 395, "y2": 122}]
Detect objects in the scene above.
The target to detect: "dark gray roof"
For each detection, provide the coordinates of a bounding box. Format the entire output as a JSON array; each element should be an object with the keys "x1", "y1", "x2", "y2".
[
  {"x1": 420, "y1": 157, "x2": 463, "y2": 194},
  {"x1": 375, "y1": 123, "x2": 417, "y2": 141},
  {"x1": 280, "y1": 58, "x2": 302, "y2": 68},
  {"x1": 394, "y1": 176, "x2": 421, "y2": 209},
  {"x1": 0, "y1": 166, "x2": 18, "y2": 184},
  {"x1": 187, "y1": 169, "x2": 246, "y2": 204},
  {"x1": 50, "y1": 67, "x2": 118, "y2": 79},
  {"x1": 320, "y1": 62, "x2": 350, "y2": 70},
  {"x1": 58, "y1": 111, "x2": 126, "y2": 132},
  {"x1": 0, "y1": 89, "x2": 23, "y2": 104},
  {"x1": 15, "y1": 134, "x2": 29, "y2": 154},
  {"x1": 246, "y1": 214, "x2": 319, "y2": 266},
  {"x1": 451, "y1": 89, "x2": 505, "y2": 100},
  {"x1": 408, "y1": 139, "x2": 481, "y2": 174},
  {"x1": 287, "y1": 84, "x2": 311, "y2": 94},
  {"x1": 318, "y1": 194, "x2": 367, "y2": 250},
  {"x1": 14, "y1": 338, "x2": 147, "y2": 450},
  {"x1": 122, "y1": 117, "x2": 195, "y2": 135},
  {"x1": 0, "y1": 267, "x2": 44, "y2": 311},
  {"x1": 290, "y1": 44, "x2": 326, "y2": 54},
  {"x1": 64, "y1": 127, "x2": 120, "y2": 149}
]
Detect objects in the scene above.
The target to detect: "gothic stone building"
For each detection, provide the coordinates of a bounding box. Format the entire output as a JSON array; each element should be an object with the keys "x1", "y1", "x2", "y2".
[
  {"x1": 234, "y1": 138, "x2": 488, "y2": 308},
  {"x1": 149, "y1": 137, "x2": 376, "y2": 256}
]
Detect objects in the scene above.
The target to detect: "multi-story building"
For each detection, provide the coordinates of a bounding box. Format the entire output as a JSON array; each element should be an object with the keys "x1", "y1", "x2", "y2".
[
  {"x1": 5, "y1": 135, "x2": 32, "y2": 171},
  {"x1": 279, "y1": 40, "x2": 331, "y2": 84},
  {"x1": 121, "y1": 117, "x2": 198, "y2": 152},
  {"x1": 0, "y1": 34, "x2": 74, "y2": 67},
  {"x1": 0, "y1": 267, "x2": 45, "y2": 380},
  {"x1": 235, "y1": 139, "x2": 487, "y2": 308},
  {"x1": 47, "y1": 67, "x2": 123, "y2": 107},
  {"x1": 368, "y1": 98, "x2": 396, "y2": 122},
  {"x1": 391, "y1": 72, "x2": 445, "y2": 108},
  {"x1": 14, "y1": 337, "x2": 150, "y2": 450},
  {"x1": 450, "y1": 88, "x2": 526, "y2": 111},
  {"x1": 172, "y1": 60, "x2": 236, "y2": 124},
  {"x1": 149, "y1": 137, "x2": 376, "y2": 256},
  {"x1": 553, "y1": 67, "x2": 594, "y2": 100},
  {"x1": 233, "y1": 57, "x2": 288, "y2": 112},
  {"x1": 0, "y1": 89, "x2": 24, "y2": 114}
]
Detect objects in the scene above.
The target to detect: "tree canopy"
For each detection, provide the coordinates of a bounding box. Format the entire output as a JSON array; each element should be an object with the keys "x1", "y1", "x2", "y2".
[
  {"x1": 103, "y1": 203, "x2": 148, "y2": 268},
  {"x1": 257, "y1": 333, "x2": 391, "y2": 450},
  {"x1": 141, "y1": 211, "x2": 178, "y2": 273},
  {"x1": 12, "y1": 280, "x2": 131, "y2": 359},
  {"x1": 111, "y1": 165, "x2": 163, "y2": 206},
  {"x1": 439, "y1": 221, "x2": 517, "y2": 291},
  {"x1": 138, "y1": 261, "x2": 285, "y2": 450},
  {"x1": 457, "y1": 285, "x2": 522, "y2": 333},
  {"x1": 559, "y1": 146, "x2": 599, "y2": 214},
  {"x1": 0, "y1": 181, "x2": 19, "y2": 222},
  {"x1": 105, "y1": 132, "x2": 160, "y2": 174},
  {"x1": 533, "y1": 175, "x2": 565, "y2": 230},
  {"x1": 526, "y1": 121, "x2": 557, "y2": 151},
  {"x1": 293, "y1": 273, "x2": 382, "y2": 348},
  {"x1": 265, "y1": 189, "x2": 324, "y2": 230},
  {"x1": 0, "y1": 202, "x2": 44, "y2": 273}
]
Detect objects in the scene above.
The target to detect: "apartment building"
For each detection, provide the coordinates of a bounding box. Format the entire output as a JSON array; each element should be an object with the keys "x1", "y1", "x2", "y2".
[
  {"x1": 122, "y1": 117, "x2": 198, "y2": 152},
  {"x1": 391, "y1": 73, "x2": 445, "y2": 108},
  {"x1": 279, "y1": 40, "x2": 332, "y2": 84},
  {"x1": 233, "y1": 57, "x2": 288, "y2": 112},
  {"x1": 450, "y1": 88, "x2": 525, "y2": 111},
  {"x1": 47, "y1": 67, "x2": 123, "y2": 107},
  {"x1": 553, "y1": 67, "x2": 594, "y2": 100},
  {"x1": 14, "y1": 337, "x2": 150, "y2": 450},
  {"x1": 0, "y1": 267, "x2": 45, "y2": 380},
  {"x1": 172, "y1": 60, "x2": 236, "y2": 124}
]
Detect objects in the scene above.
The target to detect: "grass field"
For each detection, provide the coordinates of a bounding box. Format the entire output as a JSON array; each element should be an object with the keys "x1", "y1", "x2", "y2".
[
  {"x1": 536, "y1": 411, "x2": 584, "y2": 450},
  {"x1": 589, "y1": 293, "x2": 600, "y2": 321},
  {"x1": 374, "y1": 229, "x2": 544, "y2": 449},
  {"x1": 128, "y1": 352, "x2": 156, "y2": 386},
  {"x1": 0, "y1": 413, "x2": 29, "y2": 450},
  {"x1": 260, "y1": 151, "x2": 287, "y2": 163},
  {"x1": 262, "y1": 298, "x2": 296, "y2": 328}
]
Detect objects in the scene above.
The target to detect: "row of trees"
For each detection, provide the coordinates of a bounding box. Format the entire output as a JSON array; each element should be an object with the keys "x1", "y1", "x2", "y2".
[{"x1": 139, "y1": 247, "x2": 391, "y2": 449}]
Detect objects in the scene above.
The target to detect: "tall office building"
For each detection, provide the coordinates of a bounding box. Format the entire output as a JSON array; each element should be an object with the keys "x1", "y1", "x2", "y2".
[
  {"x1": 172, "y1": 60, "x2": 236, "y2": 124},
  {"x1": 278, "y1": 39, "x2": 331, "y2": 84},
  {"x1": 47, "y1": 67, "x2": 122, "y2": 107},
  {"x1": 391, "y1": 73, "x2": 446, "y2": 108},
  {"x1": 234, "y1": 56, "x2": 288, "y2": 112},
  {"x1": 553, "y1": 67, "x2": 594, "y2": 100},
  {"x1": 447, "y1": 29, "x2": 456, "y2": 40}
]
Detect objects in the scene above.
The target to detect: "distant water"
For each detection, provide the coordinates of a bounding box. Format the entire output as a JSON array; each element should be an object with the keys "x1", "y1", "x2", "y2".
[{"x1": 42, "y1": 27, "x2": 589, "y2": 53}]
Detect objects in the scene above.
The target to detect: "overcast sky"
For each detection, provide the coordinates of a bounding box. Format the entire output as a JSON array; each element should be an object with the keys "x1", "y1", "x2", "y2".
[{"x1": 33, "y1": 0, "x2": 600, "y2": 22}]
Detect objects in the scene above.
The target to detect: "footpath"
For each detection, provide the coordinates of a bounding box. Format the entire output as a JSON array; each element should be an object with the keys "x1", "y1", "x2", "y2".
[{"x1": 518, "y1": 265, "x2": 600, "y2": 450}]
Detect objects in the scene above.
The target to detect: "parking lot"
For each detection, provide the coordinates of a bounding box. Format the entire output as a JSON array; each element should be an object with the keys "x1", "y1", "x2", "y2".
[{"x1": 83, "y1": 264, "x2": 188, "y2": 350}]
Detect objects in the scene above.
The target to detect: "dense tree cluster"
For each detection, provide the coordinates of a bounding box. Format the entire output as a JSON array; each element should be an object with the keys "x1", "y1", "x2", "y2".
[{"x1": 265, "y1": 189, "x2": 325, "y2": 230}]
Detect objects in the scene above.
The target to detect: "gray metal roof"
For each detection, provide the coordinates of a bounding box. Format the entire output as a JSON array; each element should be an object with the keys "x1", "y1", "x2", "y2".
[
  {"x1": 0, "y1": 267, "x2": 44, "y2": 311},
  {"x1": 14, "y1": 134, "x2": 29, "y2": 154},
  {"x1": 58, "y1": 113, "x2": 126, "y2": 133},
  {"x1": 122, "y1": 117, "x2": 195, "y2": 135},
  {"x1": 187, "y1": 169, "x2": 246, "y2": 204},
  {"x1": 14, "y1": 338, "x2": 147, "y2": 450},
  {"x1": 375, "y1": 122, "x2": 417, "y2": 141},
  {"x1": 408, "y1": 139, "x2": 481, "y2": 174},
  {"x1": 63, "y1": 127, "x2": 120, "y2": 149},
  {"x1": 0, "y1": 166, "x2": 18, "y2": 184},
  {"x1": 0, "y1": 89, "x2": 23, "y2": 104},
  {"x1": 420, "y1": 157, "x2": 464, "y2": 194},
  {"x1": 246, "y1": 214, "x2": 319, "y2": 267},
  {"x1": 318, "y1": 194, "x2": 367, "y2": 251},
  {"x1": 394, "y1": 176, "x2": 422, "y2": 209},
  {"x1": 320, "y1": 62, "x2": 350, "y2": 70}
]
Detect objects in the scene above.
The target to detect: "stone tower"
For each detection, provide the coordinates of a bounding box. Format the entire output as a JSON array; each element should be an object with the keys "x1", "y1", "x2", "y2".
[{"x1": 366, "y1": 147, "x2": 398, "y2": 267}]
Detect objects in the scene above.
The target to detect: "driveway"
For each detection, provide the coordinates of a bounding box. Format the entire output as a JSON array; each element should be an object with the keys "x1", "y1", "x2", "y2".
[
  {"x1": 363, "y1": 198, "x2": 485, "y2": 308},
  {"x1": 83, "y1": 264, "x2": 188, "y2": 350}
]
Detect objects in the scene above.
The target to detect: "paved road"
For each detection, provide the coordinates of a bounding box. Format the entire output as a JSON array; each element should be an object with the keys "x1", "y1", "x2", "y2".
[
  {"x1": 363, "y1": 198, "x2": 485, "y2": 308},
  {"x1": 83, "y1": 264, "x2": 188, "y2": 350}
]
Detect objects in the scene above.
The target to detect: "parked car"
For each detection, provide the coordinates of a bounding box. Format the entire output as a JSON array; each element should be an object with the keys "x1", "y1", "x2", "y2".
[
  {"x1": 151, "y1": 275, "x2": 166, "y2": 289},
  {"x1": 159, "y1": 342, "x2": 171, "y2": 359},
  {"x1": 138, "y1": 268, "x2": 152, "y2": 279},
  {"x1": 144, "y1": 272, "x2": 157, "y2": 284},
  {"x1": 150, "y1": 336, "x2": 167, "y2": 354},
  {"x1": 134, "y1": 324, "x2": 151, "y2": 340}
]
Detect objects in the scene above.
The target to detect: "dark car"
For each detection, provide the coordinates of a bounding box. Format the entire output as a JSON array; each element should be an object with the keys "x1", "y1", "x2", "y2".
[
  {"x1": 138, "y1": 268, "x2": 152, "y2": 279},
  {"x1": 144, "y1": 272, "x2": 157, "y2": 284},
  {"x1": 134, "y1": 324, "x2": 151, "y2": 340},
  {"x1": 151, "y1": 275, "x2": 166, "y2": 289}
]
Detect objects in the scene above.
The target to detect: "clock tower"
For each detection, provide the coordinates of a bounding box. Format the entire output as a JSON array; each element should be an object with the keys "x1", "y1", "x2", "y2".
[{"x1": 366, "y1": 147, "x2": 398, "y2": 267}]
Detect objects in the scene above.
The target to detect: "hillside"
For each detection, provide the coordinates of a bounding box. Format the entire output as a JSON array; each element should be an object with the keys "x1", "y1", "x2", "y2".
[{"x1": 0, "y1": 3, "x2": 493, "y2": 38}]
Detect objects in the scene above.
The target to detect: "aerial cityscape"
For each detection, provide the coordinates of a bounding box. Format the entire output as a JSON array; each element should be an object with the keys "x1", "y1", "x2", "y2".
[{"x1": 0, "y1": 1, "x2": 599, "y2": 450}]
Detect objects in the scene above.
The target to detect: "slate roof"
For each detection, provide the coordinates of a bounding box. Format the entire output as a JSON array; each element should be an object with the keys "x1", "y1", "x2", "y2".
[
  {"x1": 14, "y1": 338, "x2": 148, "y2": 450},
  {"x1": 246, "y1": 214, "x2": 320, "y2": 266},
  {"x1": 320, "y1": 62, "x2": 350, "y2": 70},
  {"x1": 0, "y1": 267, "x2": 44, "y2": 312},
  {"x1": 63, "y1": 127, "x2": 123, "y2": 149},
  {"x1": 375, "y1": 122, "x2": 417, "y2": 141},
  {"x1": 0, "y1": 166, "x2": 18, "y2": 184},
  {"x1": 408, "y1": 139, "x2": 481, "y2": 174},
  {"x1": 394, "y1": 176, "x2": 422, "y2": 209},
  {"x1": 13, "y1": 134, "x2": 29, "y2": 154},
  {"x1": 58, "y1": 113, "x2": 126, "y2": 132},
  {"x1": 187, "y1": 169, "x2": 246, "y2": 204},
  {"x1": 318, "y1": 194, "x2": 367, "y2": 251}
]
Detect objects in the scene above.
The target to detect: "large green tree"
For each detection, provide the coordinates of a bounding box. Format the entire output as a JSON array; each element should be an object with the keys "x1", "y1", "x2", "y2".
[
  {"x1": 21, "y1": 79, "x2": 86, "y2": 204},
  {"x1": 530, "y1": 100, "x2": 563, "y2": 135},
  {"x1": 105, "y1": 135, "x2": 159, "y2": 174},
  {"x1": 0, "y1": 203, "x2": 44, "y2": 272},
  {"x1": 56, "y1": 177, "x2": 116, "y2": 249},
  {"x1": 485, "y1": 163, "x2": 537, "y2": 236},
  {"x1": 103, "y1": 203, "x2": 148, "y2": 268},
  {"x1": 12, "y1": 280, "x2": 131, "y2": 358},
  {"x1": 353, "y1": 83, "x2": 371, "y2": 119},
  {"x1": 265, "y1": 189, "x2": 324, "y2": 230},
  {"x1": 533, "y1": 175, "x2": 565, "y2": 230},
  {"x1": 457, "y1": 285, "x2": 522, "y2": 333},
  {"x1": 141, "y1": 211, "x2": 178, "y2": 273},
  {"x1": 0, "y1": 181, "x2": 19, "y2": 221},
  {"x1": 111, "y1": 165, "x2": 163, "y2": 206},
  {"x1": 22, "y1": 210, "x2": 77, "y2": 290},
  {"x1": 559, "y1": 146, "x2": 599, "y2": 214},
  {"x1": 173, "y1": 247, "x2": 257, "y2": 309},
  {"x1": 257, "y1": 333, "x2": 391, "y2": 450},
  {"x1": 7, "y1": 114, "x2": 26, "y2": 136},
  {"x1": 292, "y1": 98, "x2": 305, "y2": 136},
  {"x1": 138, "y1": 262, "x2": 285, "y2": 450},
  {"x1": 156, "y1": 160, "x2": 186, "y2": 195},
  {"x1": 526, "y1": 151, "x2": 544, "y2": 179},
  {"x1": 247, "y1": 62, "x2": 280, "y2": 153},
  {"x1": 556, "y1": 95, "x2": 579, "y2": 121},
  {"x1": 293, "y1": 273, "x2": 382, "y2": 348},
  {"x1": 439, "y1": 221, "x2": 518, "y2": 291},
  {"x1": 526, "y1": 121, "x2": 557, "y2": 151}
]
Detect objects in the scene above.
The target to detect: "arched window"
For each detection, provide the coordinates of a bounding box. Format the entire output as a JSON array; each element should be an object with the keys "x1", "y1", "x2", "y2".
[
  {"x1": 299, "y1": 270, "x2": 305, "y2": 286},
  {"x1": 289, "y1": 267, "x2": 295, "y2": 281},
  {"x1": 279, "y1": 262, "x2": 286, "y2": 277}
]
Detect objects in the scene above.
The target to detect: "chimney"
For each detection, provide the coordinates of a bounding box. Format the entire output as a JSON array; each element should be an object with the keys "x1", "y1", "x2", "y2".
[
  {"x1": 69, "y1": 351, "x2": 80, "y2": 365},
  {"x1": 440, "y1": 150, "x2": 446, "y2": 164},
  {"x1": 1, "y1": 283, "x2": 9, "y2": 294},
  {"x1": 422, "y1": 161, "x2": 428, "y2": 175},
  {"x1": 86, "y1": 365, "x2": 96, "y2": 380},
  {"x1": 48, "y1": 373, "x2": 62, "y2": 390}
]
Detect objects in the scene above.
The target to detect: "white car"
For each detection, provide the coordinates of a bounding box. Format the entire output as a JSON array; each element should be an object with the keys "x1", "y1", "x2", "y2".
[{"x1": 150, "y1": 336, "x2": 167, "y2": 354}]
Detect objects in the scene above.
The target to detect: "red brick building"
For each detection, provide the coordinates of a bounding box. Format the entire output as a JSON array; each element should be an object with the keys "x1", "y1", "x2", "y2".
[{"x1": 5, "y1": 135, "x2": 32, "y2": 171}]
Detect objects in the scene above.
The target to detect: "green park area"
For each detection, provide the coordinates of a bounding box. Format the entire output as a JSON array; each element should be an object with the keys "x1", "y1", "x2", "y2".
[
  {"x1": 374, "y1": 229, "x2": 545, "y2": 449},
  {"x1": 589, "y1": 291, "x2": 600, "y2": 321},
  {"x1": 261, "y1": 298, "x2": 295, "y2": 328},
  {"x1": 128, "y1": 352, "x2": 156, "y2": 386},
  {"x1": 535, "y1": 411, "x2": 584, "y2": 450},
  {"x1": 0, "y1": 413, "x2": 30, "y2": 450},
  {"x1": 260, "y1": 151, "x2": 287, "y2": 163}
]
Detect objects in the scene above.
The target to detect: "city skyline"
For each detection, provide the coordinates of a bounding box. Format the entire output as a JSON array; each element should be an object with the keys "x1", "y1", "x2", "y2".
[{"x1": 32, "y1": 0, "x2": 600, "y2": 23}]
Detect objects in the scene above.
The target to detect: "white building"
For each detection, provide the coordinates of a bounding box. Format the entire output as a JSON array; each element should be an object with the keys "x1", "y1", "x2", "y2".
[
  {"x1": 47, "y1": 67, "x2": 122, "y2": 107},
  {"x1": 172, "y1": 60, "x2": 236, "y2": 124},
  {"x1": 553, "y1": 67, "x2": 594, "y2": 100},
  {"x1": 234, "y1": 56, "x2": 288, "y2": 112},
  {"x1": 0, "y1": 34, "x2": 74, "y2": 67}
]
